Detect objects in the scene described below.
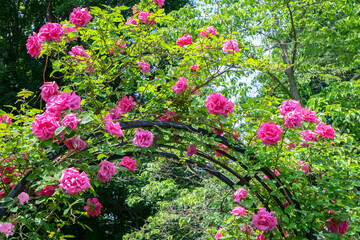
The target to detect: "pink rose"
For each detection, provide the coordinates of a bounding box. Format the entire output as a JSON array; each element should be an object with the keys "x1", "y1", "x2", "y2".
[
  {"x1": 59, "y1": 168, "x2": 90, "y2": 195},
  {"x1": 138, "y1": 12, "x2": 155, "y2": 24},
  {"x1": 118, "y1": 96, "x2": 136, "y2": 113},
  {"x1": 153, "y1": 0, "x2": 165, "y2": 7},
  {"x1": 2, "y1": 176, "x2": 12, "y2": 184},
  {"x1": 264, "y1": 169, "x2": 280, "y2": 180},
  {"x1": 132, "y1": 129, "x2": 154, "y2": 148},
  {"x1": 104, "y1": 106, "x2": 123, "y2": 121},
  {"x1": 112, "y1": 39, "x2": 126, "y2": 53},
  {"x1": 97, "y1": 161, "x2": 118, "y2": 183},
  {"x1": 172, "y1": 77, "x2": 187, "y2": 94},
  {"x1": 132, "y1": 5, "x2": 140, "y2": 14},
  {"x1": 256, "y1": 234, "x2": 269, "y2": 240},
  {"x1": 18, "y1": 192, "x2": 29, "y2": 205},
  {"x1": 199, "y1": 26, "x2": 217, "y2": 37},
  {"x1": 0, "y1": 222, "x2": 14, "y2": 236},
  {"x1": 186, "y1": 144, "x2": 197, "y2": 157},
  {"x1": 284, "y1": 110, "x2": 303, "y2": 129},
  {"x1": 84, "y1": 198, "x2": 102, "y2": 217},
  {"x1": 205, "y1": 93, "x2": 234, "y2": 118},
  {"x1": 37, "y1": 185, "x2": 58, "y2": 197},
  {"x1": 278, "y1": 100, "x2": 301, "y2": 115},
  {"x1": 252, "y1": 208, "x2": 278, "y2": 232},
  {"x1": 301, "y1": 129, "x2": 318, "y2": 142},
  {"x1": 190, "y1": 65, "x2": 199, "y2": 72},
  {"x1": 232, "y1": 132, "x2": 239, "y2": 139},
  {"x1": 215, "y1": 143, "x2": 229, "y2": 157},
  {"x1": 106, "y1": 121, "x2": 123, "y2": 137},
  {"x1": 118, "y1": 156, "x2": 137, "y2": 171},
  {"x1": 32, "y1": 112, "x2": 60, "y2": 140},
  {"x1": 296, "y1": 160, "x2": 310, "y2": 175},
  {"x1": 138, "y1": 61, "x2": 150, "y2": 74},
  {"x1": 39, "y1": 81, "x2": 60, "y2": 102},
  {"x1": 125, "y1": 17, "x2": 138, "y2": 26},
  {"x1": 0, "y1": 116, "x2": 12, "y2": 124},
  {"x1": 232, "y1": 187, "x2": 247, "y2": 203},
  {"x1": 159, "y1": 111, "x2": 176, "y2": 121},
  {"x1": 215, "y1": 229, "x2": 225, "y2": 240},
  {"x1": 176, "y1": 34, "x2": 193, "y2": 47},
  {"x1": 328, "y1": 219, "x2": 349, "y2": 236},
  {"x1": 61, "y1": 113, "x2": 81, "y2": 131},
  {"x1": 223, "y1": 40, "x2": 239, "y2": 54},
  {"x1": 314, "y1": 123, "x2": 336, "y2": 139},
  {"x1": 240, "y1": 224, "x2": 253, "y2": 235},
  {"x1": 301, "y1": 108, "x2": 320, "y2": 124},
  {"x1": 69, "y1": 45, "x2": 90, "y2": 62},
  {"x1": 46, "y1": 92, "x2": 81, "y2": 114},
  {"x1": 287, "y1": 142, "x2": 296, "y2": 149},
  {"x1": 26, "y1": 33, "x2": 43, "y2": 58},
  {"x1": 64, "y1": 26, "x2": 78, "y2": 42},
  {"x1": 65, "y1": 136, "x2": 87, "y2": 151},
  {"x1": 39, "y1": 23, "x2": 64, "y2": 42},
  {"x1": 232, "y1": 206, "x2": 247, "y2": 216},
  {"x1": 283, "y1": 200, "x2": 290, "y2": 208},
  {"x1": 70, "y1": 7, "x2": 92, "y2": 27},
  {"x1": 257, "y1": 121, "x2": 283, "y2": 145}
]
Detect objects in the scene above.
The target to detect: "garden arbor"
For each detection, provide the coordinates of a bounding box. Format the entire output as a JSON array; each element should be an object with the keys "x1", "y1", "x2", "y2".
[{"x1": 0, "y1": 0, "x2": 358, "y2": 239}]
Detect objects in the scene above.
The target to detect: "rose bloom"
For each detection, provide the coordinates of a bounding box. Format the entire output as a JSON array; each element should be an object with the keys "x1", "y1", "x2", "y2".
[
  {"x1": 132, "y1": 5, "x2": 140, "y2": 14},
  {"x1": 153, "y1": 0, "x2": 165, "y2": 7},
  {"x1": 2, "y1": 175, "x2": 12, "y2": 184},
  {"x1": 215, "y1": 143, "x2": 229, "y2": 157},
  {"x1": 32, "y1": 112, "x2": 60, "y2": 140},
  {"x1": 39, "y1": 23, "x2": 64, "y2": 42},
  {"x1": 64, "y1": 26, "x2": 78, "y2": 42},
  {"x1": 0, "y1": 116, "x2": 12, "y2": 124},
  {"x1": 0, "y1": 222, "x2": 14, "y2": 236},
  {"x1": 97, "y1": 161, "x2": 118, "y2": 183},
  {"x1": 37, "y1": 185, "x2": 58, "y2": 197},
  {"x1": 256, "y1": 234, "x2": 269, "y2": 240},
  {"x1": 125, "y1": 17, "x2": 138, "y2": 26},
  {"x1": 18, "y1": 192, "x2": 29, "y2": 205},
  {"x1": 46, "y1": 92, "x2": 81, "y2": 114},
  {"x1": 301, "y1": 108, "x2": 320, "y2": 124},
  {"x1": 190, "y1": 65, "x2": 199, "y2": 72},
  {"x1": 297, "y1": 160, "x2": 310, "y2": 175},
  {"x1": 176, "y1": 34, "x2": 193, "y2": 47},
  {"x1": 232, "y1": 206, "x2": 247, "y2": 216},
  {"x1": 59, "y1": 168, "x2": 90, "y2": 195},
  {"x1": 138, "y1": 61, "x2": 150, "y2": 74},
  {"x1": 199, "y1": 26, "x2": 217, "y2": 37},
  {"x1": 110, "y1": 39, "x2": 127, "y2": 54},
  {"x1": 69, "y1": 45, "x2": 90, "y2": 62},
  {"x1": 118, "y1": 96, "x2": 136, "y2": 113},
  {"x1": 61, "y1": 113, "x2": 81, "y2": 131},
  {"x1": 252, "y1": 208, "x2": 278, "y2": 232},
  {"x1": 84, "y1": 198, "x2": 102, "y2": 217},
  {"x1": 264, "y1": 169, "x2": 280, "y2": 180},
  {"x1": 119, "y1": 156, "x2": 137, "y2": 171},
  {"x1": 284, "y1": 110, "x2": 303, "y2": 129},
  {"x1": 65, "y1": 136, "x2": 87, "y2": 151},
  {"x1": 205, "y1": 93, "x2": 234, "y2": 118},
  {"x1": 39, "y1": 81, "x2": 60, "y2": 102},
  {"x1": 314, "y1": 123, "x2": 336, "y2": 139},
  {"x1": 26, "y1": 32, "x2": 43, "y2": 58},
  {"x1": 223, "y1": 40, "x2": 239, "y2": 54},
  {"x1": 278, "y1": 99, "x2": 301, "y2": 115},
  {"x1": 240, "y1": 224, "x2": 253, "y2": 234},
  {"x1": 301, "y1": 129, "x2": 318, "y2": 142},
  {"x1": 70, "y1": 7, "x2": 92, "y2": 27},
  {"x1": 186, "y1": 144, "x2": 197, "y2": 157},
  {"x1": 233, "y1": 187, "x2": 248, "y2": 203},
  {"x1": 159, "y1": 111, "x2": 176, "y2": 121},
  {"x1": 257, "y1": 121, "x2": 283, "y2": 145},
  {"x1": 106, "y1": 121, "x2": 123, "y2": 137},
  {"x1": 215, "y1": 229, "x2": 225, "y2": 240},
  {"x1": 103, "y1": 106, "x2": 123, "y2": 121},
  {"x1": 132, "y1": 129, "x2": 154, "y2": 148},
  {"x1": 172, "y1": 77, "x2": 187, "y2": 94},
  {"x1": 138, "y1": 12, "x2": 155, "y2": 24},
  {"x1": 328, "y1": 219, "x2": 349, "y2": 236}
]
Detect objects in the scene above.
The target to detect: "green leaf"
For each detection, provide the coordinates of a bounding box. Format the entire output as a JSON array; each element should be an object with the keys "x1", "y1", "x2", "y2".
[{"x1": 55, "y1": 126, "x2": 66, "y2": 136}]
